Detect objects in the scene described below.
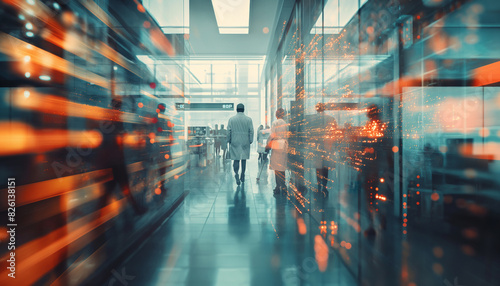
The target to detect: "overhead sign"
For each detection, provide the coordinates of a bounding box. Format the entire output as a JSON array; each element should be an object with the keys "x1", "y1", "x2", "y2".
[{"x1": 175, "y1": 103, "x2": 234, "y2": 111}]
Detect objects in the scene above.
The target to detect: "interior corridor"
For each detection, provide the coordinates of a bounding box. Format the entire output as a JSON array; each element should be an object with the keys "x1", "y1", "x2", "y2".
[{"x1": 103, "y1": 155, "x2": 356, "y2": 286}]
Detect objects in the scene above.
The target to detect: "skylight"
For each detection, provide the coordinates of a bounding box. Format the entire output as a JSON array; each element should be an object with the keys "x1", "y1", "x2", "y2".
[
  {"x1": 211, "y1": 0, "x2": 251, "y2": 34},
  {"x1": 310, "y1": 0, "x2": 368, "y2": 34},
  {"x1": 144, "y1": 0, "x2": 189, "y2": 34}
]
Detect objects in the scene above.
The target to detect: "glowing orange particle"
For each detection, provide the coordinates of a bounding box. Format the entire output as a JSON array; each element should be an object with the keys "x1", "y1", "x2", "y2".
[
  {"x1": 392, "y1": 146, "x2": 399, "y2": 153},
  {"x1": 164, "y1": 154, "x2": 170, "y2": 159},
  {"x1": 155, "y1": 188, "x2": 161, "y2": 195},
  {"x1": 380, "y1": 178, "x2": 385, "y2": 183},
  {"x1": 433, "y1": 247, "x2": 444, "y2": 258},
  {"x1": 137, "y1": 4, "x2": 146, "y2": 13},
  {"x1": 138, "y1": 102, "x2": 144, "y2": 108},
  {"x1": 431, "y1": 193, "x2": 440, "y2": 201}
]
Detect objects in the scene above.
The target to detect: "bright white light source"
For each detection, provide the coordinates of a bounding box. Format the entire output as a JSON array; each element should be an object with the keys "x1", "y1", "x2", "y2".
[
  {"x1": 136, "y1": 55, "x2": 154, "y2": 65},
  {"x1": 26, "y1": 31, "x2": 34, "y2": 37},
  {"x1": 53, "y1": 2, "x2": 60, "y2": 10},
  {"x1": 211, "y1": 0, "x2": 250, "y2": 34},
  {"x1": 26, "y1": 22, "x2": 33, "y2": 30},
  {"x1": 18, "y1": 14, "x2": 25, "y2": 20},
  {"x1": 24, "y1": 55, "x2": 31, "y2": 62},
  {"x1": 25, "y1": 72, "x2": 31, "y2": 78},
  {"x1": 27, "y1": 0, "x2": 35, "y2": 5},
  {"x1": 113, "y1": 66, "x2": 118, "y2": 71},
  {"x1": 24, "y1": 90, "x2": 30, "y2": 98},
  {"x1": 39, "y1": 75, "x2": 51, "y2": 81}
]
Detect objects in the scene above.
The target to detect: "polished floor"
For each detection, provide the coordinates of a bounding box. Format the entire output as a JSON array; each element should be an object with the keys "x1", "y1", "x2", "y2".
[{"x1": 103, "y1": 154, "x2": 357, "y2": 286}]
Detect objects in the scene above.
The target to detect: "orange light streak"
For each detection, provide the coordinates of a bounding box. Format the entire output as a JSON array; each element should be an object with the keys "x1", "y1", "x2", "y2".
[
  {"x1": 0, "y1": 169, "x2": 111, "y2": 210},
  {"x1": 473, "y1": 60, "x2": 500, "y2": 86},
  {"x1": 0, "y1": 33, "x2": 110, "y2": 88},
  {"x1": 10, "y1": 90, "x2": 143, "y2": 123},
  {"x1": 297, "y1": 218, "x2": 307, "y2": 235},
  {"x1": 0, "y1": 122, "x2": 102, "y2": 156},
  {"x1": 314, "y1": 235, "x2": 329, "y2": 272},
  {"x1": 0, "y1": 197, "x2": 125, "y2": 285}
]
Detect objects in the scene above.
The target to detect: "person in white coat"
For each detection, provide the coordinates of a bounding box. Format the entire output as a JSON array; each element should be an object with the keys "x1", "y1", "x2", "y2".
[
  {"x1": 227, "y1": 103, "x2": 254, "y2": 185},
  {"x1": 267, "y1": 108, "x2": 288, "y2": 195}
]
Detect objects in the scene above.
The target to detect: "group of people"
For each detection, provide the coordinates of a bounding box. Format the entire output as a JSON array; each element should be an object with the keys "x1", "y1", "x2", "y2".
[
  {"x1": 225, "y1": 101, "x2": 387, "y2": 209},
  {"x1": 225, "y1": 103, "x2": 288, "y2": 195},
  {"x1": 212, "y1": 124, "x2": 229, "y2": 159}
]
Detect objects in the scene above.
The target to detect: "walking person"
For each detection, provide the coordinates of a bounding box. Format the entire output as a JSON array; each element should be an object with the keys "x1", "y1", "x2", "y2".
[
  {"x1": 267, "y1": 108, "x2": 288, "y2": 196},
  {"x1": 214, "y1": 124, "x2": 221, "y2": 157},
  {"x1": 219, "y1": 124, "x2": 228, "y2": 159},
  {"x1": 227, "y1": 103, "x2": 254, "y2": 185},
  {"x1": 257, "y1": 125, "x2": 264, "y2": 161}
]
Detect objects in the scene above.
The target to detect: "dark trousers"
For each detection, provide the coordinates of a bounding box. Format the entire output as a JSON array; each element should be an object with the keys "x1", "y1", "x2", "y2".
[
  {"x1": 316, "y1": 167, "x2": 329, "y2": 191},
  {"x1": 233, "y1": 160, "x2": 246, "y2": 175},
  {"x1": 275, "y1": 170, "x2": 286, "y2": 191}
]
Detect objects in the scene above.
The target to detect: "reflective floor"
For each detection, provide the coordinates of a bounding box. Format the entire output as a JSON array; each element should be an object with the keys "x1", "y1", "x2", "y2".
[
  {"x1": 100, "y1": 153, "x2": 500, "y2": 286},
  {"x1": 103, "y1": 155, "x2": 356, "y2": 286}
]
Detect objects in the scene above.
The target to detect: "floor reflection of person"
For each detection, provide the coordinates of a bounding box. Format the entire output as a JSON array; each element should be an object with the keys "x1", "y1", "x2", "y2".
[
  {"x1": 310, "y1": 103, "x2": 337, "y2": 197},
  {"x1": 227, "y1": 103, "x2": 254, "y2": 185},
  {"x1": 267, "y1": 108, "x2": 288, "y2": 196},
  {"x1": 228, "y1": 185, "x2": 250, "y2": 239},
  {"x1": 359, "y1": 104, "x2": 387, "y2": 237}
]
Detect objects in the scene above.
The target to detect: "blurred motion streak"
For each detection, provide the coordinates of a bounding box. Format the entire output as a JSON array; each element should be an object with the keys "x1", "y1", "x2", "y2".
[
  {"x1": 0, "y1": 33, "x2": 110, "y2": 88},
  {"x1": 473, "y1": 60, "x2": 500, "y2": 86},
  {"x1": 8, "y1": 91, "x2": 144, "y2": 123},
  {"x1": 0, "y1": 198, "x2": 125, "y2": 286},
  {"x1": 0, "y1": 121, "x2": 103, "y2": 156}
]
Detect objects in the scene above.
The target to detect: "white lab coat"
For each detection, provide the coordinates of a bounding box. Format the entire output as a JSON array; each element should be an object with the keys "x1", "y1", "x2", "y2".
[
  {"x1": 269, "y1": 118, "x2": 287, "y2": 171},
  {"x1": 227, "y1": 112, "x2": 254, "y2": 160}
]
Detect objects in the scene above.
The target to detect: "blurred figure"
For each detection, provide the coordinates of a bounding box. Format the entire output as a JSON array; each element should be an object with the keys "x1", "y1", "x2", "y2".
[
  {"x1": 227, "y1": 103, "x2": 254, "y2": 185},
  {"x1": 267, "y1": 108, "x2": 288, "y2": 196},
  {"x1": 257, "y1": 125, "x2": 264, "y2": 160},
  {"x1": 359, "y1": 104, "x2": 387, "y2": 237},
  {"x1": 310, "y1": 102, "x2": 337, "y2": 197},
  {"x1": 214, "y1": 124, "x2": 221, "y2": 157},
  {"x1": 153, "y1": 103, "x2": 169, "y2": 198},
  {"x1": 257, "y1": 125, "x2": 271, "y2": 161},
  {"x1": 101, "y1": 98, "x2": 143, "y2": 213},
  {"x1": 263, "y1": 126, "x2": 271, "y2": 160},
  {"x1": 220, "y1": 124, "x2": 228, "y2": 159}
]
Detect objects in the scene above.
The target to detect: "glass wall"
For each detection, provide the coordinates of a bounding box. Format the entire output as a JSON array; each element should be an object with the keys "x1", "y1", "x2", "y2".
[{"x1": 264, "y1": 0, "x2": 500, "y2": 285}]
